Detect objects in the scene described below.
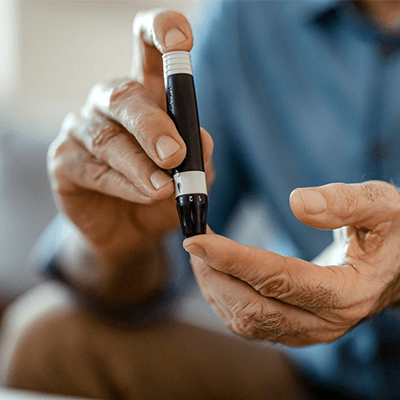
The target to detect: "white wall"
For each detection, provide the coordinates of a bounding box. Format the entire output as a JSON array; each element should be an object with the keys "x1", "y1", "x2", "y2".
[
  {"x1": 10, "y1": 0, "x2": 195, "y2": 137},
  {"x1": 0, "y1": 0, "x2": 20, "y2": 100},
  {"x1": 0, "y1": 0, "x2": 196, "y2": 299}
]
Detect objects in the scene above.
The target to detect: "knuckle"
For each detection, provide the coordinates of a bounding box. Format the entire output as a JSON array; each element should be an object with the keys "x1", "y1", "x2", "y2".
[
  {"x1": 85, "y1": 83, "x2": 107, "y2": 115},
  {"x1": 54, "y1": 150, "x2": 91, "y2": 187},
  {"x1": 229, "y1": 299, "x2": 268, "y2": 338},
  {"x1": 60, "y1": 111, "x2": 80, "y2": 134},
  {"x1": 231, "y1": 298, "x2": 259, "y2": 320},
  {"x1": 90, "y1": 123, "x2": 121, "y2": 152},
  {"x1": 326, "y1": 183, "x2": 358, "y2": 219},
  {"x1": 132, "y1": 10, "x2": 156, "y2": 36},
  {"x1": 146, "y1": 10, "x2": 193, "y2": 52},
  {"x1": 252, "y1": 257, "x2": 292, "y2": 299},
  {"x1": 253, "y1": 312, "x2": 294, "y2": 340},
  {"x1": 230, "y1": 320, "x2": 255, "y2": 338},
  {"x1": 227, "y1": 296, "x2": 301, "y2": 341},
  {"x1": 229, "y1": 306, "x2": 295, "y2": 340},
  {"x1": 131, "y1": 108, "x2": 161, "y2": 139},
  {"x1": 254, "y1": 272, "x2": 290, "y2": 298},
  {"x1": 127, "y1": 158, "x2": 161, "y2": 197},
  {"x1": 339, "y1": 183, "x2": 359, "y2": 216},
  {"x1": 87, "y1": 82, "x2": 104, "y2": 101},
  {"x1": 86, "y1": 79, "x2": 142, "y2": 119},
  {"x1": 132, "y1": 112, "x2": 181, "y2": 167},
  {"x1": 109, "y1": 80, "x2": 144, "y2": 109},
  {"x1": 88, "y1": 159, "x2": 110, "y2": 186}
]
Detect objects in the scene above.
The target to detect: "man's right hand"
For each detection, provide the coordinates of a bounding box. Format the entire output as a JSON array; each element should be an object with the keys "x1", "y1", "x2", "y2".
[{"x1": 47, "y1": 10, "x2": 214, "y2": 297}]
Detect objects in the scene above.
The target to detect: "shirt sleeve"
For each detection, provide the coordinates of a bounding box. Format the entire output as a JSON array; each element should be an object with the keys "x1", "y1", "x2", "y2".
[{"x1": 32, "y1": 215, "x2": 180, "y2": 327}]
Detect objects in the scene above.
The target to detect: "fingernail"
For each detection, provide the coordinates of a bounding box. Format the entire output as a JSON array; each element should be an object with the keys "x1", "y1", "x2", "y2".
[
  {"x1": 298, "y1": 189, "x2": 327, "y2": 215},
  {"x1": 150, "y1": 169, "x2": 172, "y2": 190},
  {"x1": 156, "y1": 136, "x2": 181, "y2": 160},
  {"x1": 184, "y1": 243, "x2": 207, "y2": 259},
  {"x1": 164, "y1": 28, "x2": 187, "y2": 48}
]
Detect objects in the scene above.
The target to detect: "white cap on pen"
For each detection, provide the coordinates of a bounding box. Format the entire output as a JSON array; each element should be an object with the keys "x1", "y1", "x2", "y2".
[{"x1": 162, "y1": 51, "x2": 193, "y2": 82}]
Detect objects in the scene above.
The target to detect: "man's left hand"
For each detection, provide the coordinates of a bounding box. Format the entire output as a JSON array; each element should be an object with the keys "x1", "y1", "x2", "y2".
[{"x1": 183, "y1": 181, "x2": 400, "y2": 346}]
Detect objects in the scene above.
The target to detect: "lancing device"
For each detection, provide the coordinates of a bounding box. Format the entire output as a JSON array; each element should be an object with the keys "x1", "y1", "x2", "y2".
[{"x1": 162, "y1": 51, "x2": 207, "y2": 238}]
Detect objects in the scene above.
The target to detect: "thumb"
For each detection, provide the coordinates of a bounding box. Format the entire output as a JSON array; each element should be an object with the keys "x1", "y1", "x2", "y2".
[
  {"x1": 289, "y1": 181, "x2": 400, "y2": 230},
  {"x1": 131, "y1": 9, "x2": 193, "y2": 103}
]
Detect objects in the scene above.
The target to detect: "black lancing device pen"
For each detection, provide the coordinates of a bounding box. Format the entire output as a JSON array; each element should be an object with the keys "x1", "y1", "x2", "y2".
[{"x1": 162, "y1": 51, "x2": 207, "y2": 238}]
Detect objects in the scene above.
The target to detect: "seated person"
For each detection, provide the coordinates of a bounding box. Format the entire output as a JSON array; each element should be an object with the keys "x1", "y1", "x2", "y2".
[{"x1": 1, "y1": 1, "x2": 400, "y2": 399}]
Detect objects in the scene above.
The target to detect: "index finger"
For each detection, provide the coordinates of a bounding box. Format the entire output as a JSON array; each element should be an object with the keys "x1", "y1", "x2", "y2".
[
  {"x1": 131, "y1": 9, "x2": 193, "y2": 103},
  {"x1": 184, "y1": 234, "x2": 366, "y2": 318},
  {"x1": 84, "y1": 79, "x2": 187, "y2": 171}
]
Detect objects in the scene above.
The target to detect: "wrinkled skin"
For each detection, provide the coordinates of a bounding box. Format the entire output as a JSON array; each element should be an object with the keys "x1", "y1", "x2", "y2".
[
  {"x1": 49, "y1": 8, "x2": 400, "y2": 346},
  {"x1": 184, "y1": 181, "x2": 400, "y2": 347},
  {"x1": 47, "y1": 9, "x2": 213, "y2": 299}
]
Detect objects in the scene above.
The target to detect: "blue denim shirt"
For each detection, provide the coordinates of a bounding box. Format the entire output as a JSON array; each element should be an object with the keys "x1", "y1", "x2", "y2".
[
  {"x1": 190, "y1": 0, "x2": 400, "y2": 398},
  {"x1": 192, "y1": 0, "x2": 400, "y2": 259}
]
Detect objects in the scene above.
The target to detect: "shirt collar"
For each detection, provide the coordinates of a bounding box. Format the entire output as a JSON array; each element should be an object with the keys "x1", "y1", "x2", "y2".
[
  {"x1": 299, "y1": 0, "x2": 342, "y2": 25},
  {"x1": 299, "y1": 0, "x2": 400, "y2": 56}
]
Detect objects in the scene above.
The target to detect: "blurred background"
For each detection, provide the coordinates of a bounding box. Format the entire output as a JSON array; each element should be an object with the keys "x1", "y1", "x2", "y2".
[{"x1": 0, "y1": 0, "x2": 198, "y2": 309}]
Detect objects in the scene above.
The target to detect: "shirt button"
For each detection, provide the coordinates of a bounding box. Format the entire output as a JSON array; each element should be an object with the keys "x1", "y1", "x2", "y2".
[{"x1": 370, "y1": 140, "x2": 393, "y2": 161}]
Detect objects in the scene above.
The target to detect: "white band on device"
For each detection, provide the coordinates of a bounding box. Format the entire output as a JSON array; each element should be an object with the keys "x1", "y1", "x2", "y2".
[
  {"x1": 162, "y1": 51, "x2": 193, "y2": 83},
  {"x1": 173, "y1": 171, "x2": 207, "y2": 197}
]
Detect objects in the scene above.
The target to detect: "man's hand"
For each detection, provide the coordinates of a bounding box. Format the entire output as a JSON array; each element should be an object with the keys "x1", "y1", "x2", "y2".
[
  {"x1": 183, "y1": 181, "x2": 400, "y2": 347},
  {"x1": 47, "y1": 10, "x2": 213, "y2": 299}
]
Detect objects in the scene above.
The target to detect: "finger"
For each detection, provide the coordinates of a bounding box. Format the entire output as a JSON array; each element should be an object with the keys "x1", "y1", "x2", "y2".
[
  {"x1": 192, "y1": 262, "x2": 235, "y2": 327},
  {"x1": 84, "y1": 80, "x2": 187, "y2": 172},
  {"x1": 56, "y1": 112, "x2": 175, "y2": 202},
  {"x1": 190, "y1": 254, "x2": 345, "y2": 346},
  {"x1": 290, "y1": 181, "x2": 400, "y2": 230},
  {"x1": 184, "y1": 233, "x2": 365, "y2": 317},
  {"x1": 48, "y1": 130, "x2": 154, "y2": 205},
  {"x1": 76, "y1": 111, "x2": 213, "y2": 200},
  {"x1": 200, "y1": 128, "x2": 216, "y2": 188},
  {"x1": 84, "y1": 82, "x2": 213, "y2": 189},
  {"x1": 200, "y1": 127, "x2": 214, "y2": 164},
  {"x1": 131, "y1": 9, "x2": 193, "y2": 103}
]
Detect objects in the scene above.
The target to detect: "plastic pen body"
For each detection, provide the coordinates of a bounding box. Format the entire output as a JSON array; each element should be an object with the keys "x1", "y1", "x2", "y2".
[{"x1": 162, "y1": 51, "x2": 207, "y2": 238}]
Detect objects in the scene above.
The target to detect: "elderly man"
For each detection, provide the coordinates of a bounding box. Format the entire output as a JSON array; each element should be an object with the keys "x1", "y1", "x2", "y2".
[{"x1": 2, "y1": 1, "x2": 400, "y2": 399}]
